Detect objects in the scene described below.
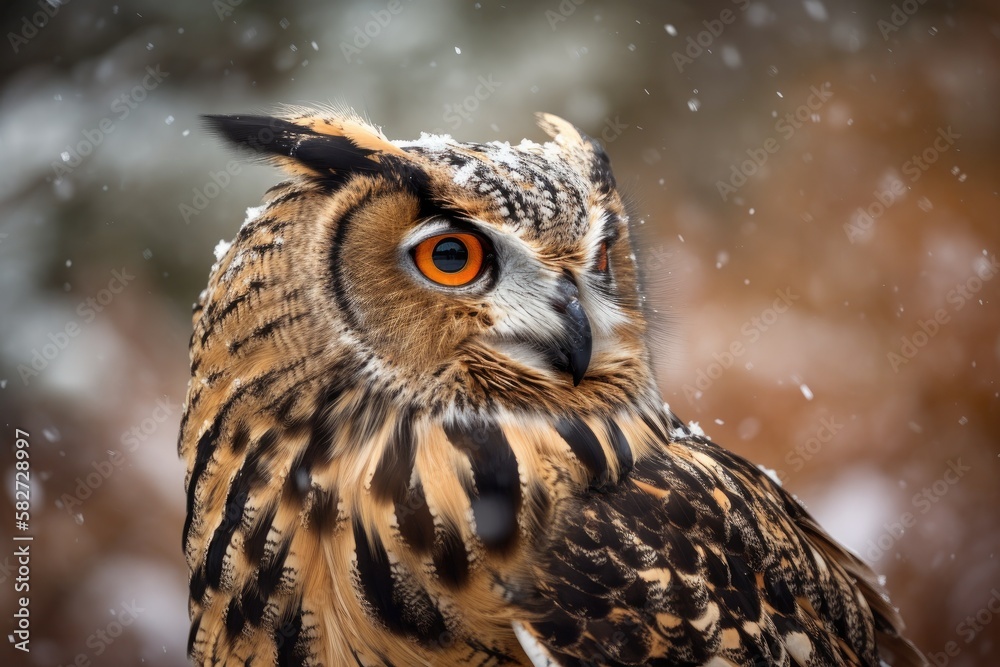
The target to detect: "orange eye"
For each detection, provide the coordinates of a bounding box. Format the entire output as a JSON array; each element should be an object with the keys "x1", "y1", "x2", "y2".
[
  {"x1": 596, "y1": 241, "x2": 610, "y2": 272},
  {"x1": 413, "y1": 233, "x2": 485, "y2": 286}
]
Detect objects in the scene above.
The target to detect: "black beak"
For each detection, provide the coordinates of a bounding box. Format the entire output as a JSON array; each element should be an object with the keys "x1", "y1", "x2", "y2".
[{"x1": 548, "y1": 276, "x2": 593, "y2": 386}]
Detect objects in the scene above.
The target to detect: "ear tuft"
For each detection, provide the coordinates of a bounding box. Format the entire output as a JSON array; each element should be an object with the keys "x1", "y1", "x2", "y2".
[
  {"x1": 535, "y1": 112, "x2": 613, "y2": 183},
  {"x1": 535, "y1": 112, "x2": 588, "y2": 148},
  {"x1": 202, "y1": 110, "x2": 408, "y2": 184}
]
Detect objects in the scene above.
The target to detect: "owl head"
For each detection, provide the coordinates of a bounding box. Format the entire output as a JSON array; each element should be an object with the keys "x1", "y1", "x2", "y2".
[{"x1": 199, "y1": 107, "x2": 656, "y2": 417}]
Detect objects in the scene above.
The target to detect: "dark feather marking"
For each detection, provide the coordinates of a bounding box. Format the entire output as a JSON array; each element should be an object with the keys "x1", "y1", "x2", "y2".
[
  {"x1": 352, "y1": 519, "x2": 448, "y2": 644},
  {"x1": 279, "y1": 376, "x2": 350, "y2": 527},
  {"x1": 444, "y1": 418, "x2": 521, "y2": 551},
  {"x1": 640, "y1": 410, "x2": 675, "y2": 443},
  {"x1": 703, "y1": 548, "x2": 730, "y2": 589},
  {"x1": 183, "y1": 423, "x2": 220, "y2": 553},
  {"x1": 271, "y1": 367, "x2": 335, "y2": 426},
  {"x1": 282, "y1": 462, "x2": 313, "y2": 507},
  {"x1": 189, "y1": 566, "x2": 207, "y2": 607},
  {"x1": 353, "y1": 519, "x2": 401, "y2": 631},
  {"x1": 722, "y1": 552, "x2": 762, "y2": 620},
  {"x1": 209, "y1": 280, "x2": 276, "y2": 334},
  {"x1": 184, "y1": 360, "x2": 301, "y2": 551},
  {"x1": 371, "y1": 411, "x2": 415, "y2": 503},
  {"x1": 244, "y1": 502, "x2": 277, "y2": 566},
  {"x1": 243, "y1": 537, "x2": 292, "y2": 626},
  {"x1": 554, "y1": 416, "x2": 610, "y2": 488},
  {"x1": 275, "y1": 605, "x2": 305, "y2": 667},
  {"x1": 228, "y1": 311, "x2": 308, "y2": 355},
  {"x1": 267, "y1": 187, "x2": 309, "y2": 207},
  {"x1": 214, "y1": 292, "x2": 251, "y2": 327},
  {"x1": 307, "y1": 485, "x2": 339, "y2": 534},
  {"x1": 186, "y1": 613, "x2": 202, "y2": 657},
  {"x1": 346, "y1": 391, "x2": 392, "y2": 456},
  {"x1": 274, "y1": 392, "x2": 299, "y2": 426},
  {"x1": 202, "y1": 114, "x2": 382, "y2": 187},
  {"x1": 605, "y1": 418, "x2": 634, "y2": 478},
  {"x1": 433, "y1": 524, "x2": 470, "y2": 588},
  {"x1": 206, "y1": 430, "x2": 276, "y2": 588},
  {"x1": 229, "y1": 421, "x2": 251, "y2": 457},
  {"x1": 329, "y1": 200, "x2": 367, "y2": 333},
  {"x1": 225, "y1": 596, "x2": 246, "y2": 639},
  {"x1": 395, "y1": 482, "x2": 434, "y2": 553},
  {"x1": 265, "y1": 179, "x2": 294, "y2": 195},
  {"x1": 663, "y1": 486, "x2": 698, "y2": 531},
  {"x1": 247, "y1": 242, "x2": 279, "y2": 256},
  {"x1": 764, "y1": 571, "x2": 797, "y2": 616},
  {"x1": 530, "y1": 608, "x2": 582, "y2": 649}
]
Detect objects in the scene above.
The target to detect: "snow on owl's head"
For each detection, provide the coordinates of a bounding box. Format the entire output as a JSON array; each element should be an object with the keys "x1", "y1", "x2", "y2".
[{"x1": 199, "y1": 107, "x2": 654, "y2": 415}]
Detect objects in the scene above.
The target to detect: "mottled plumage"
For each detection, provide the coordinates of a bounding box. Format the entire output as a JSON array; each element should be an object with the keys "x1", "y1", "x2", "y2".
[{"x1": 179, "y1": 107, "x2": 925, "y2": 666}]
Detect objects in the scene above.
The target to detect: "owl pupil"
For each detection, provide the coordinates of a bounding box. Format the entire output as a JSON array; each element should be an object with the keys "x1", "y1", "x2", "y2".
[{"x1": 432, "y1": 238, "x2": 468, "y2": 273}]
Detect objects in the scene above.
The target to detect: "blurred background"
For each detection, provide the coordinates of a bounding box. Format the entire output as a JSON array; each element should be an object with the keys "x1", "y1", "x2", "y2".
[{"x1": 0, "y1": 0, "x2": 997, "y2": 664}]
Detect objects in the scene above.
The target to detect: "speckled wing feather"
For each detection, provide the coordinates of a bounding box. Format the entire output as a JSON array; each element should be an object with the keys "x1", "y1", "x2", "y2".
[{"x1": 508, "y1": 427, "x2": 926, "y2": 667}]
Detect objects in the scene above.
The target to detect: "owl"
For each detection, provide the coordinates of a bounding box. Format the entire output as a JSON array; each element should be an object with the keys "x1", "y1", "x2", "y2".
[{"x1": 179, "y1": 107, "x2": 926, "y2": 667}]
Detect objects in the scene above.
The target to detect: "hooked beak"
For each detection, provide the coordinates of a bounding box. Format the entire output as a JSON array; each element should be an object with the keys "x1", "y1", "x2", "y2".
[{"x1": 547, "y1": 276, "x2": 593, "y2": 386}]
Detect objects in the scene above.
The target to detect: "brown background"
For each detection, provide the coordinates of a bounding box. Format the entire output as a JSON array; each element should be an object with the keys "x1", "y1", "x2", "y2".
[{"x1": 0, "y1": 0, "x2": 997, "y2": 664}]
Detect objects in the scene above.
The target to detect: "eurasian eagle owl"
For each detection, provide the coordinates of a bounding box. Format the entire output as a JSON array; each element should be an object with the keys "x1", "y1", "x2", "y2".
[{"x1": 179, "y1": 108, "x2": 924, "y2": 666}]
